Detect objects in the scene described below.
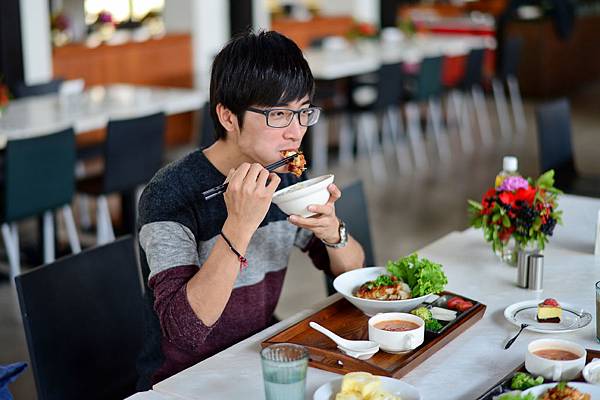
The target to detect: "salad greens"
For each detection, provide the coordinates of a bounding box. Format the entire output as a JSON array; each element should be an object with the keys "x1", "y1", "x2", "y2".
[
  {"x1": 410, "y1": 306, "x2": 432, "y2": 321},
  {"x1": 363, "y1": 274, "x2": 395, "y2": 290},
  {"x1": 386, "y1": 254, "x2": 448, "y2": 297},
  {"x1": 496, "y1": 393, "x2": 537, "y2": 400},
  {"x1": 424, "y1": 319, "x2": 443, "y2": 332},
  {"x1": 510, "y1": 372, "x2": 543, "y2": 390}
]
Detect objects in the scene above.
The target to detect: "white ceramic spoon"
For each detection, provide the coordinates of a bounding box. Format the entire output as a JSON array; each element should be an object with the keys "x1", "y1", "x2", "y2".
[{"x1": 309, "y1": 321, "x2": 379, "y2": 360}]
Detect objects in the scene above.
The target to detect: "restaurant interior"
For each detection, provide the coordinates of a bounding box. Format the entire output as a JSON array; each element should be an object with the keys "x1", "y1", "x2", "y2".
[{"x1": 1, "y1": 0, "x2": 600, "y2": 399}]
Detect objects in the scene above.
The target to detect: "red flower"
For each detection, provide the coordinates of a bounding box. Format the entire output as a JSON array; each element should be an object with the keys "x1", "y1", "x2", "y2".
[
  {"x1": 514, "y1": 187, "x2": 536, "y2": 205},
  {"x1": 498, "y1": 191, "x2": 515, "y2": 207},
  {"x1": 499, "y1": 226, "x2": 516, "y2": 242}
]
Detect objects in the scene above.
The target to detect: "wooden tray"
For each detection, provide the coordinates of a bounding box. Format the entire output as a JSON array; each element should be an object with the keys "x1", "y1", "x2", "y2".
[
  {"x1": 476, "y1": 349, "x2": 600, "y2": 399},
  {"x1": 262, "y1": 292, "x2": 486, "y2": 378}
]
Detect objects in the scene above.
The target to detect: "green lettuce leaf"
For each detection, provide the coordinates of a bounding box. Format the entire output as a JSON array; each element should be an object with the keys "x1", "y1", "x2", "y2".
[{"x1": 385, "y1": 254, "x2": 448, "y2": 297}]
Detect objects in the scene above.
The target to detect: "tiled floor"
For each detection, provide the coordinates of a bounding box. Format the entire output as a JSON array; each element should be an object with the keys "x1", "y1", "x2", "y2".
[{"x1": 1, "y1": 84, "x2": 599, "y2": 399}]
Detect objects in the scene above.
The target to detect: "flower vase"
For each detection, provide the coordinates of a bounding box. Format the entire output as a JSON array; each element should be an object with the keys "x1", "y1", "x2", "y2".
[{"x1": 495, "y1": 239, "x2": 541, "y2": 266}]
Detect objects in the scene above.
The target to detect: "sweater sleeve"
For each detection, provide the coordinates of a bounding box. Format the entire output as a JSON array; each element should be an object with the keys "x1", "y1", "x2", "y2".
[{"x1": 148, "y1": 266, "x2": 217, "y2": 352}]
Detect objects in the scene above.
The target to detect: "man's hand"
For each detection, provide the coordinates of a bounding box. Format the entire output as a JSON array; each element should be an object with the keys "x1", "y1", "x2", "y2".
[
  {"x1": 223, "y1": 163, "x2": 280, "y2": 240},
  {"x1": 288, "y1": 183, "x2": 341, "y2": 243}
]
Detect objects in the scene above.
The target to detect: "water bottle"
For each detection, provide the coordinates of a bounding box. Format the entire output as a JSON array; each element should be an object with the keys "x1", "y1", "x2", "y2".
[{"x1": 495, "y1": 156, "x2": 520, "y2": 188}]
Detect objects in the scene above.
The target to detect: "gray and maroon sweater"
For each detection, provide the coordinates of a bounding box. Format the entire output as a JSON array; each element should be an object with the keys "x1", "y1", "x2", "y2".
[{"x1": 135, "y1": 150, "x2": 331, "y2": 389}]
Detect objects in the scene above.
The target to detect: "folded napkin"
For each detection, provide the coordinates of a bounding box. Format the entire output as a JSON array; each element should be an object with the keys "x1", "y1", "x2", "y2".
[{"x1": 0, "y1": 362, "x2": 27, "y2": 400}]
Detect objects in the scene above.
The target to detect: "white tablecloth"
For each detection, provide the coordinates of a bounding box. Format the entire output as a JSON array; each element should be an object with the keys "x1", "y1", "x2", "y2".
[
  {"x1": 126, "y1": 194, "x2": 600, "y2": 399},
  {"x1": 0, "y1": 84, "x2": 206, "y2": 145}
]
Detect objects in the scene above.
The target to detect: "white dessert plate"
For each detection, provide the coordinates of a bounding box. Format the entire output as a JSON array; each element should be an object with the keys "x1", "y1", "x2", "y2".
[
  {"x1": 522, "y1": 382, "x2": 600, "y2": 398},
  {"x1": 313, "y1": 376, "x2": 421, "y2": 400},
  {"x1": 504, "y1": 300, "x2": 592, "y2": 333}
]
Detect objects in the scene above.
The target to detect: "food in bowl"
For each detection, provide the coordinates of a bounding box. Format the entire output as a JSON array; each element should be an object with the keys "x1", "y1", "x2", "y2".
[
  {"x1": 374, "y1": 319, "x2": 420, "y2": 332},
  {"x1": 336, "y1": 372, "x2": 402, "y2": 400},
  {"x1": 354, "y1": 254, "x2": 447, "y2": 301},
  {"x1": 368, "y1": 312, "x2": 425, "y2": 353},
  {"x1": 533, "y1": 349, "x2": 580, "y2": 361},
  {"x1": 356, "y1": 275, "x2": 412, "y2": 300},
  {"x1": 539, "y1": 382, "x2": 590, "y2": 400},
  {"x1": 280, "y1": 150, "x2": 306, "y2": 177}
]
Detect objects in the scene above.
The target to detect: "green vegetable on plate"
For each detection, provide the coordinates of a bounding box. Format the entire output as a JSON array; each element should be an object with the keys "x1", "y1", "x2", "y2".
[
  {"x1": 510, "y1": 372, "x2": 544, "y2": 390},
  {"x1": 410, "y1": 306, "x2": 432, "y2": 322},
  {"x1": 424, "y1": 319, "x2": 443, "y2": 332}
]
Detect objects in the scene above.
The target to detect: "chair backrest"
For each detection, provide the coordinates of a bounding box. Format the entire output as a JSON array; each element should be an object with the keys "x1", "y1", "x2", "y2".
[
  {"x1": 11, "y1": 79, "x2": 63, "y2": 98},
  {"x1": 415, "y1": 56, "x2": 444, "y2": 100},
  {"x1": 500, "y1": 36, "x2": 523, "y2": 79},
  {"x1": 199, "y1": 105, "x2": 216, "y2": 149},
  {"x1": 4, "y1": 128, "x2": 75, "y2": 222},
  {"x1": 325, "y1": 180, "x2": 375, "y2": 295},
  {"x1": 374, "y1": 62, "x2": 404, "y2": 109},
  {"x1": 103, "y1": 112, "x2": 165, "y2": 193},
  {"x1": 15, "y1": 236, "x2": 143, "y2": 400},
  {"x1": 535, "y1": 98, "x2": 575, "y2": 174},
  {"x1": 462, "y1": 48, "x2": 485, "y2": 89},
  {"x1": 335, "y1": 181, "x2": 375, "y2": 266}
]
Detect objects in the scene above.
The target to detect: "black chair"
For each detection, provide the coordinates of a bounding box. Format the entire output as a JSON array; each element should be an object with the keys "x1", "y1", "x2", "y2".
[
  {"x1": 404, "y1": 56, "x2": 449, "y2": 169},
  {"x1": 11, "y1": 79, "x2": 63, "y2": 98},
  {"x1": 492, "y1": 36, "x2": 526, "y2": 139},
  {"x1": 77, "y1": 112, "x2": 166, "y2": 243},
  {"x1": 346, "y1": 63, "x2": 409, "y2": 180},
  {"x1": 456, "y1": 48, "x2": 493, "y2": 150},
  {"x1": 15, "y1": 236, "x2": 143, "y2": 400},
  {"x1": 325, "y1": 180, "x2": 375, "y2": 295},
  {"x1": 1, "y1": 128, "x2": 81, "y2": 281},
  {"x1": 536, "y1": 98, "x2": 600, "y2": 198}
]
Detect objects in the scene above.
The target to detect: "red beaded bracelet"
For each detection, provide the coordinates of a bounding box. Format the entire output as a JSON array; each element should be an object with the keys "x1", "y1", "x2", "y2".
[{"x1": 220, "y1": 231, "x2": 248, "y2": 271}]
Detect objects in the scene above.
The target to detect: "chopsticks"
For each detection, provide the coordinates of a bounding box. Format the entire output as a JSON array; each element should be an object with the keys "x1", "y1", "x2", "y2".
[{"x1": 202, "y1": 153, "x2": 299, "y2": 201}]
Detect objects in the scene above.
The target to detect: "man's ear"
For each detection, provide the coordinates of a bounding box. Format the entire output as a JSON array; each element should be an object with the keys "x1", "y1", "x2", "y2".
[{"x1": 215, "y1": 103, "x2": 239, "y2": 136}]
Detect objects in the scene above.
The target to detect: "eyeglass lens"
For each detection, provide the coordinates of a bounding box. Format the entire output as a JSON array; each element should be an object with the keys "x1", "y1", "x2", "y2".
[{"x1": 267, "y1": 108, "x2": 320, "y2": 127}]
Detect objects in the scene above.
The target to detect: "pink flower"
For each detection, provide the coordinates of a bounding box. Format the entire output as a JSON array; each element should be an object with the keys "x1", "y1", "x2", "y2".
[{"x1": 498, "y1": 176, "x2": 529, "y2": 192}]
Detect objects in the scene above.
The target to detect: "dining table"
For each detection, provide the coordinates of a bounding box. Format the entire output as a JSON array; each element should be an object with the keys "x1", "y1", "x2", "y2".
[
  {"x1": 126, "y1": 193, "x2": 600, "y2": 399},
  {"x1": 0, "y1": 83, "x2": 206, "y2": 146}
]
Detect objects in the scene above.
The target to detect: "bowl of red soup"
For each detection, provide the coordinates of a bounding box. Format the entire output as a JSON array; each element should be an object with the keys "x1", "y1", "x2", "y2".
[
  {"x1": 368, "y1": 312, "x2": 425, "y2": 354},
  {"x1": 525, "y1": 338, "x2": 586, "y2": 381}
]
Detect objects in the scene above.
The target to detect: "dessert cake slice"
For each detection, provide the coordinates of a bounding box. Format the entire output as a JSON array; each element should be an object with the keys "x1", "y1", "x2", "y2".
[{"x1": 537, "y1": 298, "x2": 562, "y2": 323}]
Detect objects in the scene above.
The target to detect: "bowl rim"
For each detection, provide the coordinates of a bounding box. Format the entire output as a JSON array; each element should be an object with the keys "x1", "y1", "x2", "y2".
[
  {"x1": 333, "y1": 266, "x2": 434, "y2": 305},
  {"x1": 526, "y1": 338, "x2": 587, "y2": 362},
  {"x1": 368, "y1": 312, "x2": 425, "y2": 331},
  {"x1": 272, "y1": 174, "x2": 334, "y2": 202}
]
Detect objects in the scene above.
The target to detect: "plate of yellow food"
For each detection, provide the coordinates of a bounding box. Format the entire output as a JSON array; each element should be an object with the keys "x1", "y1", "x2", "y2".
[{"x1": 313, "y1": 372, "x2": 421, "y2": 400}]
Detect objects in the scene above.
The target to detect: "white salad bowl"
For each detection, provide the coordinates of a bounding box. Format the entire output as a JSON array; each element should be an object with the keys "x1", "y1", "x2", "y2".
[
  {"x1": 272, "y1": 174, "x2": 334, "y2": 218},
  {"x1": 333, "y1": 267, "x2": 435, "y2": 316}
]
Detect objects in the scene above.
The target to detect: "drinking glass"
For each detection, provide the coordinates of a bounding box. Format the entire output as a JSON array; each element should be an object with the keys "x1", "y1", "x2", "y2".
[
  {"x1": 596, "y1": 281, "x2": 600, "y2": 342},
  {"x1": 260, "y1": 343, "x2": 309, "y2": 400}
]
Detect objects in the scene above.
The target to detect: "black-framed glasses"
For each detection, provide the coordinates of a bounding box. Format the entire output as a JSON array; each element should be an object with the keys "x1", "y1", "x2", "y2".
[{"x1": 246, "y1": 106, "x2": 322, "y2": 128}]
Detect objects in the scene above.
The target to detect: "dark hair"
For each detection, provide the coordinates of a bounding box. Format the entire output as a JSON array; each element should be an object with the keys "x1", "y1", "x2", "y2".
[{"x1": 209, "y1": 30, "x2": 315, "y2": 140}]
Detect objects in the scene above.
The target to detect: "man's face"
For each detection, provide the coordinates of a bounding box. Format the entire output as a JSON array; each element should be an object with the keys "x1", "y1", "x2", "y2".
[{"x1": 237, "y1": 97, "x2": 310, "y2": 173}]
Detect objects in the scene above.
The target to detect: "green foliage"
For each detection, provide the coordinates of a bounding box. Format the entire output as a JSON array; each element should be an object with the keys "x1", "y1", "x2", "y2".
[{"x1": 386, "y1": 254, "x2": 448, "y2": 297}]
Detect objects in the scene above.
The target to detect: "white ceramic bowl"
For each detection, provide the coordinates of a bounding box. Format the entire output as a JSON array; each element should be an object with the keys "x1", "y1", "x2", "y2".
[
  {"x1": 332, "y1": 267, "x2": 435, "y2": 316},
  {"x1": 368, "y1": 312, "x2": 425, "y2": 354},
  {"x1": 272, "y1": 174, "x2": 334, "y2": 218},
  {"x1": 583, "y1": 360, "x2": 600, "y2": 385},
  {"x1": 525, "y1": 338, "x2": 587, "y2": 381}
]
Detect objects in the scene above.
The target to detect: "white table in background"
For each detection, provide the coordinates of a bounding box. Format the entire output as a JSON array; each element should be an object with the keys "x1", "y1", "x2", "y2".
[
  {"x1": 0, "y1": 84, "x2": 206, "y2": 147},
  {"x1": 128, "y1": 194, "x2": 600, "y2": 400},
  {"x1": 305, "y1": 34, "x2": 496, "y2": 80}
]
